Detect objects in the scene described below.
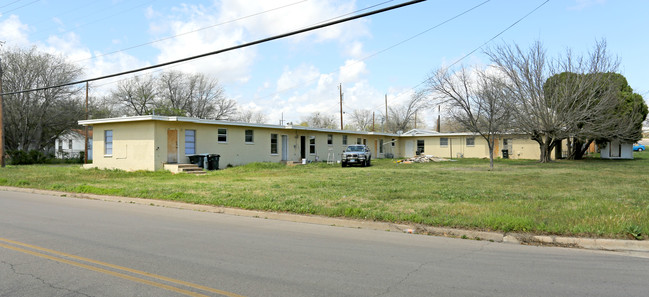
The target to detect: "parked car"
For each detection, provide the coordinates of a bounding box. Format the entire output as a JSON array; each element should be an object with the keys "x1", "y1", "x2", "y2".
[
  {"x1": 341, "y1": 145, "x2": 371, "y2": 167},
  {"x1": 633, "y1": 143, "x2": 645, "y2": 151}
]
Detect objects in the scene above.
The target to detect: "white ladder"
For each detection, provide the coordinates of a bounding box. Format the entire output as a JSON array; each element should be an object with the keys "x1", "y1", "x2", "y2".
[{"x1": 327, "y1": 148, "x2": 335, "y2": 165}]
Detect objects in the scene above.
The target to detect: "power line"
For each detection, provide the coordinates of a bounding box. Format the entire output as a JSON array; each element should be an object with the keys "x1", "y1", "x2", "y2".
[
  {"x1": 253, "y1": 0, "x2": 491, "y2": 110},
  {"x1": 29, "y1": 0, "x2": 156, "y2": 42},
  {"x1": 1, "y1": 0, "x2": 426, "y2": 96},
  {"x1": 86, "y1": 1, "x2": 398, "y2": 90},
  {"x1": 1, "y1": 0, "x2": 39, "y2": 14},
  {"x1": 73, "y1": 0, "x2": 309, "y2": 64},
  {"x1": 390, "y1": 0, "x2": 550, "y2": 103}
]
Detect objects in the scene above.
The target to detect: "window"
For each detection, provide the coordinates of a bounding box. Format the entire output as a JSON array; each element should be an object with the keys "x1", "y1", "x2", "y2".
[
  {"x1": 68, "y1": 139, "x2": 73, "y2": 149},
  {"x1": 185, "y1": 130, "x2": 196, "y2": 155},
  {"x1": 440, "y1": 137, "x2": 448, "y2": 147},
  {"x1": 466, "y1": 137, "x2": 475, "y2": 147},
  {"x1": 245, "y1": 129, "x2": 254, "y2": 143},
  {"x1": 270, "y1": 134, "x2": 278, "y2": 154},
  {"x1": 58, "y1": 139, "x2": 62, "y2": 151},
  {"x1": 309, "y1": 136, "x2": 316, "y2": 154},
  {"x1": 379, "y1": 139, "x2": 384, "y2": 153},
  {"x1": 417, "y1": 140, "x2": 425, "y2": 154},
  {"x1": 357, "y1": 138, "x2": 361, "y2": 144},
  {"x1": 342, "y1": 135, "x2": 348, "y2": 145},
  {"x1": 327, "y1": 134, "x2": 333, "y2": 145},
  {"x1": 104, "y1": 130, "x2": 113, "y2": 156},
  {"x1": 218, "y1": 128, "x2": 227, "y2": 143},
  {"x1": 391, "y1": 138, "x2": 395, "y2": 147}
]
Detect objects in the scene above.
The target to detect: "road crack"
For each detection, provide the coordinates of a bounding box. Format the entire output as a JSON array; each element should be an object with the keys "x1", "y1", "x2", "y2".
[
  {"x1": 1, "y1": 260, "x2": 93, "y2": 297},
  {"x1": 375, "y1": 240, "x2": 493, "y2": 296}
]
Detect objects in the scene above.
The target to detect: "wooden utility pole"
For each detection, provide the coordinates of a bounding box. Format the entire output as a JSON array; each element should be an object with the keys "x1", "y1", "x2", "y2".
[
  {"x1": 84, "y1": 82, "x2": 88, "y2": 164},
  {"x1": 414, "y1": 110, "x2": 417, "y2": 129},
  {"x1": 384, "y1": 94, "x2": 388, "y2": 132},
  {"x1": 372, "y1": 112, "x2": 375, "y2": 132},
  {"x1": 436, "y1": 105, "x2": 441, "y2": 132},
  {"x1": 339, "y1": 83, "x2": 343, "y2": 130},
  {"x1": 0, "y1": 56, "x2": 4, "y2": 168}
]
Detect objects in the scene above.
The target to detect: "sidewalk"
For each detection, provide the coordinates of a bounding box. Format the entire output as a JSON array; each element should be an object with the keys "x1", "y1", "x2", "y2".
[{"x1": 3, "y1": 186, "x2": 648, "y2": 254}]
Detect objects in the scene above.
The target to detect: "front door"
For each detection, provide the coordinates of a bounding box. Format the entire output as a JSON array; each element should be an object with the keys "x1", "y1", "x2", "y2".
[
  {"x1": 405, "y1": 140, "x2": 414, "y2": 157},
  {"x1": 281, "y1": 135, "x2": 288, "y2": 161},
  {"x1": 167, "y1": 129, "x2": 178, "y2": 163}
]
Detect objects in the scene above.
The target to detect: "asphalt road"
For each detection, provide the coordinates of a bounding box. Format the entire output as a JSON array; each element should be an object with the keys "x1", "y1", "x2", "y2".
[{"x1": 1, "y1": 190, "x2": 648, "y2": 297}]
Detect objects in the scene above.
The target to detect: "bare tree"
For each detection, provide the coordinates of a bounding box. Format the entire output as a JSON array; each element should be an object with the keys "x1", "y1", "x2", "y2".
[
  {"x1": 156, "y1": 70, "x2": 189, "y2": 115},
  {"x1": 186, "y1": 73, "x2": 227, "y2": 119},
  {"x1": 232, "y1": 108, "x2": 268, "y2": 124},
  {"x1": 349, "y1": 109, "x2": 373, "y2": 131},
  {"x1": 428, "y1": 65, "x2": 512, "y2": 169},
  {"x1": 112, "y1": 75, "x2": 156, "y2": 116},
  {"x1": 484, "y1": 40, "x2": 620, "y2": 162},
  {"x1": 1, "y1": 47, "x2": 84, "y2": 152},
  {"x1": 384, "y1": 89, "x2": 430, "y2": 133},
  {"x1": 301, "y1": 112, "x2": 337, "y2": 129},
  {"x1": 111, "y1": 71, "x2": 235, "y2": 119}
]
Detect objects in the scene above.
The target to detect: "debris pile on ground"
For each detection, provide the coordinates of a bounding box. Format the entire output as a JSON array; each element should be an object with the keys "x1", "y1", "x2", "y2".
[{"x1": 396, "y1": 155, "x2": 451, "y2": 163}]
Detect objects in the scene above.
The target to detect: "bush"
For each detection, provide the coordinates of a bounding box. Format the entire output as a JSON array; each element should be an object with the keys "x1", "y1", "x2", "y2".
[{"x1": 7, "y1": 150, "x2": 55, "y2": 165}]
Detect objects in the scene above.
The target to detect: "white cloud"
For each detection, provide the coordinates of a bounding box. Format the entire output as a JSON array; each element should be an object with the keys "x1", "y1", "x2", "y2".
[
  {"x1": 345, "y1": 41, "x2": 364, "y2": 58},
  {"x1": 0, "y1": 15, "x2": 31, "y2": 47},
  {"x1": 339, "y1": 59, "x2": 367, "y2": 83}
]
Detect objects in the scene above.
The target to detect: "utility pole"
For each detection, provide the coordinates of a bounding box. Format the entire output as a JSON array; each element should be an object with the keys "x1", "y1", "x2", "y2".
[
  {"x1": 384, "y1": 94, "x2": 388, "y2": 132},
  {"x1": 339, "y1": 83, "x2": 343, "y2": 130},
  {"x1": 414, "y1": 110, "x2": 417, "y2": 129},
  {"x1": 84, "y1": 82, "x2": 88, "y2": 164},
  {"x1": 436, "y1": 105, "x2": 441, "y2": 132},
  {"x1": 372, "y1": 112, "x2": 375, "y2": 132}
]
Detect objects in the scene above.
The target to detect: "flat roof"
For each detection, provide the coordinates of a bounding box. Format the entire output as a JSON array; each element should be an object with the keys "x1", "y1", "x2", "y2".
[{"x1": 78, "y1": 115, "x2": 399, "y2": 137}]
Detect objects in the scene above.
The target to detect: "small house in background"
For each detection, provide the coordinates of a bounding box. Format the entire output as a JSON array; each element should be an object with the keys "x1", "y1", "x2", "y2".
[
  {"x1": 54, "y1": 129, "x2": 92, "y2": 160},
  {"x1": 600, "y1": 140, "x2": 634, "y2": 159}
]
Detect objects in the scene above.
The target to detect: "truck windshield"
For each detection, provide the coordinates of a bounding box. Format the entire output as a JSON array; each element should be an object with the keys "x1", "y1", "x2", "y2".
[{"x1": 346, "y1": 146, "x2": 364, "y2": 152}]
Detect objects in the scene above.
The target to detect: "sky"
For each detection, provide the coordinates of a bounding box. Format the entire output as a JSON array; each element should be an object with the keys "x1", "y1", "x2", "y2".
[{"x1": 0, "y1": 0, "x2": 647, "y2": 128}]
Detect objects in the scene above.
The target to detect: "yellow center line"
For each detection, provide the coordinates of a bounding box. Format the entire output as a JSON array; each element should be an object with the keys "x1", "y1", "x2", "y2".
[{"x1": 0, "y1": 237, "x2": 245, "y2": 297}]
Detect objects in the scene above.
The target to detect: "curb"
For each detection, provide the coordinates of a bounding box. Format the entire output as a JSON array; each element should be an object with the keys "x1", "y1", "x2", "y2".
[{"x1": 2, "y1": 186, "x2": 648, "y2": 253}]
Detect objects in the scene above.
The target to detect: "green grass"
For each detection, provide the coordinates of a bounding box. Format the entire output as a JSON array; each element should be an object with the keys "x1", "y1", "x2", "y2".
[{"x1": 1, "y1": 152, "x2": 648, "y2": 239}]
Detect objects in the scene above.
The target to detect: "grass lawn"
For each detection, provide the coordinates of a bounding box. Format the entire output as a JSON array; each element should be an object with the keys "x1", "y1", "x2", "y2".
[{"x1": 1, "y1": 152, "x2": 647, "y2": 239}]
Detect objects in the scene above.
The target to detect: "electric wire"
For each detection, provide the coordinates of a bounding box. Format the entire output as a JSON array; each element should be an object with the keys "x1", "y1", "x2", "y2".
[
  {"x1": 73, "y1": 0, "x2": 309, "y2": 64},
  {"x1": 252, "y1": 0, "x2": 491, "y2": 111},
  {"x1": 29, "y1": 0, "x2": 155, "y2": 42},
  {"x1": 1, "y1": 0, "x2": 427, "y2": 96},
  {"x1": 0, "y1": 0, "x2": 39, "y2": 15},
  {"x1": 383, "y1": 0, "x2": 550, "y2": 106},
  {"x1": 88, "y1": 1, "x2": 398, "y2": 90},
  {"x1": 0, "y1": 0, "x2": 23, "y2": 10}
]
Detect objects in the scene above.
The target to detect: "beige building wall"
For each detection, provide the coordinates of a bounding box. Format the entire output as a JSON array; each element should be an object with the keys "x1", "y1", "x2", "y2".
[
  {"x1": 82, "y1": 116, "x2": 561, "y2": 171},
  {"x1": 89, "y1": 121, "x2": 156, "y2": 171},
  {"x1": 151, "y1": 122, "x2": 398, "y2": 168}
]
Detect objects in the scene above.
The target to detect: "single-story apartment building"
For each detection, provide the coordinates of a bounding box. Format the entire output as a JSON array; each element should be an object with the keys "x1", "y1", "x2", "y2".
[{"x1": 78, "y1": 115, "x2": 558, "y2": 171}]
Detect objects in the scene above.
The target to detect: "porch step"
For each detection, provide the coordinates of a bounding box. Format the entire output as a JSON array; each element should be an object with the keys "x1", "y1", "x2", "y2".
[
  {"x1": 165, "y1": 163, "x2": 206, "y2": 174},
  {"x1": 179, "y1": 164, "x2": 206, "y2": 175}
]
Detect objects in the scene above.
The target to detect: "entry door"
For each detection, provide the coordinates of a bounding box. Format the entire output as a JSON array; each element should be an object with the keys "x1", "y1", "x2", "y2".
[
  {"x1": 281, "y1": 135, "x2": 288, "y2": 161},
  {"x1": 167, "y1": 129, "x2": 178, "y2": 163},
  {"x1": 610, "y1": 141, "x2": 621, "y2": 157},
  {"x1": 405, "y1": 140, "x2": 414, "y2": 157},
  {"x1": 300, "y1": 136, "x2": 306, "y2": 159}
]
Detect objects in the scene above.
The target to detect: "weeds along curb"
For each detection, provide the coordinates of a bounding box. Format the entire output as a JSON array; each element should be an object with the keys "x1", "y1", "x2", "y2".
[{"x1": 2, "y1": 186, "x2": 648, "y2": 253}]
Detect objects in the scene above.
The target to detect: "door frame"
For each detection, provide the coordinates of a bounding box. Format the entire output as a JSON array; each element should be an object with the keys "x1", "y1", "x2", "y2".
[{"x1": 167, "y1": 129, "x2": 179, "y2": 163}]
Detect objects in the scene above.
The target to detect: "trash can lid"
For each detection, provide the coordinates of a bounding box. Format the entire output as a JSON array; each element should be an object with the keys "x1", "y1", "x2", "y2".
[{"x1": 208, "y1": 154, "x2": 220, "y2": 157}]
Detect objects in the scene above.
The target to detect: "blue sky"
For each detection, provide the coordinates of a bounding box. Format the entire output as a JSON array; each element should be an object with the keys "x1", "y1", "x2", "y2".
[{"x1": 1, "y1": 0, "x2": 647, "y2": 127}]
